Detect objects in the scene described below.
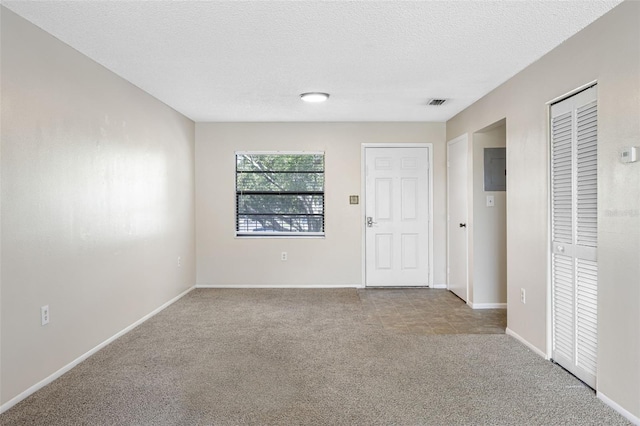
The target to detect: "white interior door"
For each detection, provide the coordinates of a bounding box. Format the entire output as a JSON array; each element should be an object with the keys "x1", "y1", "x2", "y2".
[
  {"x1": 551, "y1": 85, "x2": 598, "y2": 388},
  {"x1": 447, "y1": 136, "x2": 469, "y2": 301},
  {"x1": 364, "y1": 146, "x2": 430, "y2": 287}
]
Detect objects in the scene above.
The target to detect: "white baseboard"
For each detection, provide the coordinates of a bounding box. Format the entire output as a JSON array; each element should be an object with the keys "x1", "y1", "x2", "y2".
[
  {"x1": 505, "y1": 327, "x2": 549, "y2": 360},
  {"x1": 195, "y1": 284, "x2": 361, "y2": 289},
  {"x1": 0, "y1": 286, "x2": 195, "y2": 415},
  {"x1": 469, "y1": 302, "x2": 507, "y2": 309},
  {"x1": 431, "y1": 283, "x2": 447, "y2": 289},
  {"x1": 598, "y1": 392, "x2": 640, "y2": 425},
  {"x1": 504, "y1": 331, "x2": 640, "y2": 424}
]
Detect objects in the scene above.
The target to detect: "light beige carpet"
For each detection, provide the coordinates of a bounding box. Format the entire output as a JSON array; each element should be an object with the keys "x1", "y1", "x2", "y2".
[{"x1": 1, "y1": 289, "x2": 630, "y2": 425}]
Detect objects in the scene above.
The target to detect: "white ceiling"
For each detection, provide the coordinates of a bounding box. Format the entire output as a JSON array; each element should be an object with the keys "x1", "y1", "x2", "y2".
[{"x1": 3, "y1": 1, "x2": 623, "y2": 122}]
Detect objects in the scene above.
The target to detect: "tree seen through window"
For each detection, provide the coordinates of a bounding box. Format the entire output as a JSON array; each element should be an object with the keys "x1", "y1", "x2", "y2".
[{"x1": 236, "y1": 153, "x2": 325, "y2": 235}]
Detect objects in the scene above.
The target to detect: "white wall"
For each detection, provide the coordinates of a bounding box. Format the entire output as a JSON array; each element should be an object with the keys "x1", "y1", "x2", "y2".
[
  {"x1": 447, "y1": 1, "x2": 639, "y2": 420},
  {"x1": 471, "y1": 123, "x2": 507, "y2": 306},
  {"x1": 196, "y1": 122, "x2": 446, "y2": 287},
  {"x1": 0, "y1": 8, "x2": 196, "y2": 406}
]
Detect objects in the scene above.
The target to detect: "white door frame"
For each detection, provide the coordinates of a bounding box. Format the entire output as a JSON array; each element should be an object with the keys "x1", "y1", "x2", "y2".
[
  {"x1": 545, "y1": 80, "x2": 598, "y2": 360},
  {"x1": 547, "y1": 83, "x2": 599, "y2": 387},
  {"x1": 446, "y1": 134, "x2": 469, "y2": 300},
  {"x1": 361, "y1": 143, "x2": 433, "y2": 288}
]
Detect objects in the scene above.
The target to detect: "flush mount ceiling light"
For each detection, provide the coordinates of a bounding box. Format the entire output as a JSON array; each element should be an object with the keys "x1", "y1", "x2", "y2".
[{"x1": 300, "y1": 92, "x2": 330, "y2": 103}]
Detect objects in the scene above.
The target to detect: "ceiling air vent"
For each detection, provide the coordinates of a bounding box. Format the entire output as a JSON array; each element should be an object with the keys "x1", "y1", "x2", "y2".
[{"x1": 427, "y1": 98, "x2": 447, "y2": 106}]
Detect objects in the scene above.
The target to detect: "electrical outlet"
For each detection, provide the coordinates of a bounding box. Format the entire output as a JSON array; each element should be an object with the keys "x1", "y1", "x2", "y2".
[
  {"x1": 281, "y1": 252, "x2": 288, "y2": 261},
  {"x1": 41, "y1": 305, "x2": 50, "y2": 326},
  {"x1": 177, "y1": 256, "x2": 182, "y2": 267},
  {"x1": 520, "y1": 288, "x2": 526, "y2": 304}
]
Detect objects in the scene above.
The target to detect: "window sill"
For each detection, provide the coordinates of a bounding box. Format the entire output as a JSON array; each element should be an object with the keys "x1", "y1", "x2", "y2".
[{"x1": 235, "y1": 233, "x2": 325, "y2": 239}]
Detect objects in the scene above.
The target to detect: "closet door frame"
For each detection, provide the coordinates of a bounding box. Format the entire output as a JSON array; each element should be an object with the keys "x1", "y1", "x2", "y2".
[{"x1": 548, "y1": 81, "x2": 599, "y2": 388}]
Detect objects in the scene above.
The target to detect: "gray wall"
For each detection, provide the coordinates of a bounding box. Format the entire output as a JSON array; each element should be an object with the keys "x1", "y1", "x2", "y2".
[
  {"x1": 447, "y1": 1, "x2": 640, "y2": 419},
  {"x1": 1, "y1": 8, "x2": 196, "y2": 406},
  {"x1": 195, "y1": 122, "x2": 446, "y2": 287}
]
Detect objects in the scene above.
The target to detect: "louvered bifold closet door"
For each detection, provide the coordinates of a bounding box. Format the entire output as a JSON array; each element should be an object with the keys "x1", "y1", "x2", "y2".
[
  {"x1": 551, "y1": 110, "x2": 575, "y2": 366},
  {"x1": 550, "y1": 85, "x2": 598, "y2": 389},
  {"x1": 575, "y1": 99, "x2": 598, "y2": 381}
]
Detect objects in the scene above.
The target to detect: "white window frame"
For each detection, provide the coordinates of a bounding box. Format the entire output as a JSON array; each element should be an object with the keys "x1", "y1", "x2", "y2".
[{"x1": 235, "y1": 151, "x2": 325, "y2": 238}]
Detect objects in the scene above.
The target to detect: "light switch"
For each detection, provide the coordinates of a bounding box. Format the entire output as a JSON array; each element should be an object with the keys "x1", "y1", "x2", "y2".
[
  {"x1": 486, "y1": 195, "x2": 495, "y2": 207},
  {"x1": 621, "y1": 146, "x2": 638, "y2": 163}
]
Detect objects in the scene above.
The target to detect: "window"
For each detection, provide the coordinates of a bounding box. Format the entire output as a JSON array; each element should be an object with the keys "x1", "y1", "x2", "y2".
[{"x1": 236, "y1": 152, "x2": 325, "y2": 237}]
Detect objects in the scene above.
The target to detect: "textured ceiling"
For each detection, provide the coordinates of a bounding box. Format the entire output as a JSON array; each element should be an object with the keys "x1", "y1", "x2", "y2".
[{"x1": 3, "y1": 1, "x2": 623, "y2": 122}]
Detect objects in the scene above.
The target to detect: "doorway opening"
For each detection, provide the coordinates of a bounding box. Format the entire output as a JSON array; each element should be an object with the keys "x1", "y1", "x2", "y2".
[
  {"x1": 470, "y1": 119, "x2": 508, "y2": 309},
  {"x1": 447, "y1": 119, "x2": 507, "y2": 310}
]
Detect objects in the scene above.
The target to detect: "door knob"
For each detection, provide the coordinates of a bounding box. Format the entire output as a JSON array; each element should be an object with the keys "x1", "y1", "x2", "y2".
[
  {"x1": 459, "y1": 223, "x2": 467, "y2": 228},
  {"x1": 366, "y1": 217, "x2": 377, "y2": 227}
]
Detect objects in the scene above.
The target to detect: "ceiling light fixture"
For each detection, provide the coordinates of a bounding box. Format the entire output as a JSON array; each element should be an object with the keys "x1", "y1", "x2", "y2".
[{"x1": 300, "y1": 92, "x2": 330, "y2": 103}]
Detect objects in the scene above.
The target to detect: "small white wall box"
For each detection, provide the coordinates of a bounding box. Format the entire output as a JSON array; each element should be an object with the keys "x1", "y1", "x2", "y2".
[{"x1": 621, "y1": 146, "x2": 638, "y2": 163}]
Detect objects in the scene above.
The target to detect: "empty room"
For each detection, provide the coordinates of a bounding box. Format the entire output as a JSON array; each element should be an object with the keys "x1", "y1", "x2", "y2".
[{"x1": 1, "y1": 1, "x2": 639, "y2": 425}]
